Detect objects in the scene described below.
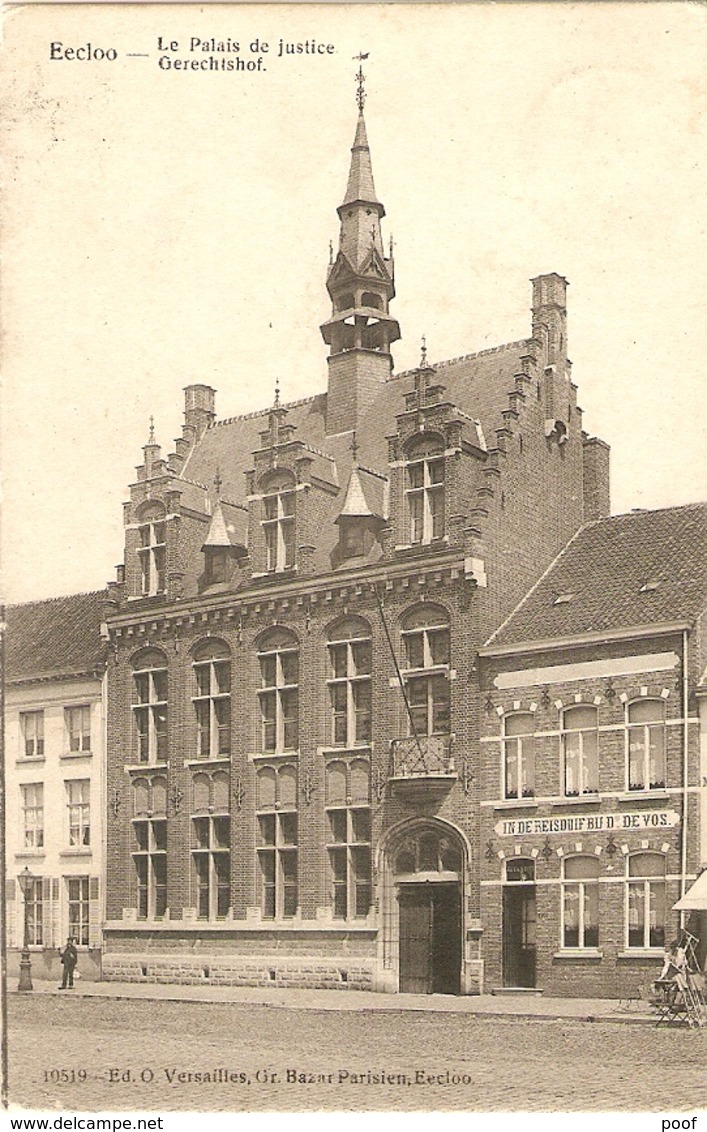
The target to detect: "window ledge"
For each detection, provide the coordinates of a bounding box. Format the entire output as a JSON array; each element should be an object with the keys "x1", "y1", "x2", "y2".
[
  {"x1": 184, "y1": 757, "x2": 231, "y2": 768},
  {"x1": 551, "y1": 795, "x2": 603, "y2": 807},
  {"x1": 60, "y1": 751, "x2": 93, "y2": 760},
  {"x1": 319, "y1": 745, "x2": 373, "y2": 758},
  {"x1": 553, "y1": 949, "x2": 604, "y2": 961},
  {"x1": 14, "y1": 850, "x2": 46, "y2": 859},
  {"x1": 492, "y1": 798, "x2": 539, "y2": 810},
  {"x1": 617, "y1": 949, "x2": 665, "y2": 961},
  {"x1": 59, "y1": 849, "x2": 92, "y2": 857},
  {"x1": 15, "y1": 757, "x2": 46, "y2": 767},
  {"x1": 247, "y1": 750, "x2": 301, "y2": 763},
  {"x1": 617, "y1": 791, "x2": 671, "y2": 803},
  {"x1": 124, "y1": 762, "x2": 168, "y2": 773}
]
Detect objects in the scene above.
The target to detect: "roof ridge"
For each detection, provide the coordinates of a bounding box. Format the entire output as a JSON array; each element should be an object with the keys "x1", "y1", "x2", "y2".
[
  {"x1": 207, "y1": 392, "x2": 325, "y2": 429},
  {"x1": 7, "y1": 589, "x2": 107, "y2": 611},
  {"x1": 391, "y1": 339, "x2": 530, "y2": 382},
  {"x1": 484, "y1": 522, "x2": 590, "y2": 647}
]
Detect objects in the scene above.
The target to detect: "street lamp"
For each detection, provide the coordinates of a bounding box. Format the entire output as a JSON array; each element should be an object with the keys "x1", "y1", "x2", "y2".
[{"x1": 17, "y1": 865, "x2": 34, "y2": 992}]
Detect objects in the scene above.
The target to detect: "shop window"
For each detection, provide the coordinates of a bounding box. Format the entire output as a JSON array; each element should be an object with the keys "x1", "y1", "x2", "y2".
[
  {"x1": 503, "y1": 713, "x2": 535, "y2": 799},
  {"x1": 325, "y1": 759, "x2": 371, "y2": 919},
  {"x1": 626, "y1": 852, "x2": 666, "y2": 949},
  {"x1": 327, "y1": 618, "x2": 372, "y2": 748},
  {"x1": 627, "y1": 700, "x2": 666, "y2": 790},
  {"x1": 562, "y1": 705, "x2": 598, "y2": 796},
  {"x1": 192, "y1": 641, "x2": 231, "y2": 759},
  {"x1": 562, "y1": 856, "x2": 599, "y2": 948}
]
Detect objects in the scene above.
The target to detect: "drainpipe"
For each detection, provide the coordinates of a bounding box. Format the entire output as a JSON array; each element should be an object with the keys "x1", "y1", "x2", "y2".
[{"x1": 679, "y1": 629, "x2": 690, "y2": 929}]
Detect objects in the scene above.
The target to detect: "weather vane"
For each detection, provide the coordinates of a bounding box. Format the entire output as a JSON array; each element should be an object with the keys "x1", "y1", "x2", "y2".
[{"x1": 353, "y1": 51, "x2": 369, "y2": 112}]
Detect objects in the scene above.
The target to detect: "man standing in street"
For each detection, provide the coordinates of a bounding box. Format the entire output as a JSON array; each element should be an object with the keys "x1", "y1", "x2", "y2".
[{"x1": 59, "y1": 937, "x2": 78, "y2": 989}]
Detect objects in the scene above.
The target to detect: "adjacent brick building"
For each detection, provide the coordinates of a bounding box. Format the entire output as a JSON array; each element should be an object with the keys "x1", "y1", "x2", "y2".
[
  {"x1": 5, "y1": 592, "x2": 107, "y2": 981},
  {"x1": 478, "y1": 504, "x2": 707, "y2": 996},
  {"x1": 99, "y1": 98, "x2": 704, "y2": 997}
]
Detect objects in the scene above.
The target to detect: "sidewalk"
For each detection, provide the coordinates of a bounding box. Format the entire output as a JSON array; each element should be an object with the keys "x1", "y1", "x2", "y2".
[{"x1": 17, "y1": 977, "x2": 656, "y2": 1024}]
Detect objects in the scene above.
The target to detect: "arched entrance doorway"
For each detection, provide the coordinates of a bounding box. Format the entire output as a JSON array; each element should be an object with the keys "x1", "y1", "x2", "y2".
[{"x1": 379, "y1": 819, "x2": 467, "y2": 995}]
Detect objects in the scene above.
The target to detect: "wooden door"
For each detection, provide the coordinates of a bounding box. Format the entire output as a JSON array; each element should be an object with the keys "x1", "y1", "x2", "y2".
[
  {"x1": 502, "y1": 885, "x2": 537, "y2": 988},
  {"x1": 399, "y1": 883, "x2": 462, "y2": 994}
]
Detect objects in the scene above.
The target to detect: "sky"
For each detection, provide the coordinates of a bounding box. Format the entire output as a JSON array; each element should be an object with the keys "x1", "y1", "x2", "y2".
[{"x1": 2, "y1": 2, "x2": 706, "y2": 604}]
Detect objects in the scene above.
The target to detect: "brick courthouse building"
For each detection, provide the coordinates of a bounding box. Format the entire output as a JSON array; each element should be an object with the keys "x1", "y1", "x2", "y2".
[{"x1": 100, "y1": 100, "x2": 707, "y2": 996}]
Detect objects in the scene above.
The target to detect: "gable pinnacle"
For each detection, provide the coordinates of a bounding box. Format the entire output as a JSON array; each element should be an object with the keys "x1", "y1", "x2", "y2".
[{"x1": 148, "y1": 415, "x2": 156, "y2": 445}]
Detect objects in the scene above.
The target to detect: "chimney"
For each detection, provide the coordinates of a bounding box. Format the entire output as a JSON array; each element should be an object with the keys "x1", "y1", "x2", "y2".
[
  {"x1": 184, "y1": 385, "x2": 216, "y2": 440},
  {"x1": 582, "y1": 435, "x2": 611, "y2": 521}
]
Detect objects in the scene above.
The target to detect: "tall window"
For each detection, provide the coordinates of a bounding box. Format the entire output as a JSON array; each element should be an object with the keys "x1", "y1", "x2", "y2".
[
  {"x1": 258, "y1": 631, "x2": 299, "y2": 753},
  {"x1": 562, "y1": 706, "x2": 599, "y2": 796},
  {"x1": 132, "y1": 775, "x2": 167, "y2": 919},
  {"x1": 132, "y1": 651, "x2": 168, "y2": 764},
  {"x1": 405, "y1": 435, "x2": 445, "y2": 544},
  {"x1": 137, "y1": 504, "x2": 166, "y2": 596},
  {"x1": 192, "y1": 642, "x2": 231, "y2": 760},
  {"x1": 256, "y1": 763, "x2": 298, "y2": 918},
  {"x1": 65, "y1": 705, "x2": 91, "y2": 753},
  {"x1": 562, "y1": 856, "x2": 599, "y2": 948},
  {"x1": 627, "y1": 700, "x2": 666, "y2": 790},
  {"x1": 262, "y1": 473, "x2": 295, "y2": 572},
  {"x1": 67, "y1": 877, "x2": 90, "y2": 945},
  {"x1": 66, "y1": 780, "x2": 90, "y2": 847},
  {"x1": 401, "y1": 607, "x2": 450, "y2": 736},
  {"x1": 191, "y1": 771, "x2": 230, "y2": 919},
  {"x1": 627, "y1": 852, "x2": 666, "y2": 949},
  {"x1": 503, "y1": 713, "x2": 535, "y2": 799},
  {"x1": 21, "y1": 783, "x2": 44, "y2": 850},
  {"x1": 20, "y1": 711, "x2": 44, "y2": 758},
  {"x1": 327, "y1": 619, "x2": 372, "y2": 748},
  {"x1": 23, "y1": 877, "x2": 43, "y2": 945},
  {"x1": 325, "y1": 759, "x2": 372, "y2": 919}
]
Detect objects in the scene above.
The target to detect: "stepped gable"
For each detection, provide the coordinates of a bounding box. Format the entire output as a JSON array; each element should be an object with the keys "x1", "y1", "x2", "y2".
[
  {"x1": 6, "y1": 590, "x2": 107, "y2": 683},
  {"x1": 486, "y1": 502, "x2": 707, "y2": 647}
]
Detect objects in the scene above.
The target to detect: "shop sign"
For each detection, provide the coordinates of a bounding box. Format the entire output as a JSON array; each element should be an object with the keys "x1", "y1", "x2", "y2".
[{"x1": 494, "y1": 809, "x2": 680, "y2": 837}]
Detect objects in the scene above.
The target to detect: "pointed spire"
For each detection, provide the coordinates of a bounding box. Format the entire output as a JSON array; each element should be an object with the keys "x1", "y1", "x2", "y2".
[
  {"x1": 202, "y1": 499, "x2": 232, "y2": 549},
  {"x1": 339, "y1": 466, "x2": 374, "y2": 518},
  {"x1": 343, "y1": 110, "x2": 381, "y2": 209}
]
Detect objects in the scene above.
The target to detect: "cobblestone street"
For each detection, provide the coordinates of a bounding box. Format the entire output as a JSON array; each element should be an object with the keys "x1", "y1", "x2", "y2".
[{"x1": 8, "y1": 994, "x2": 707, "y2": 1112}]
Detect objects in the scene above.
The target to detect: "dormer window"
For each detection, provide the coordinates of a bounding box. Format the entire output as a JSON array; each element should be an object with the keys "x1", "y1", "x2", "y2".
[
  {"x1": 137, "y1": 504, "x2": 166, "y2": 596},
  {"x1": 261, "y1": 473, "x2": 296, "y2": 573},
  {"x1": 405, "y1": 435, "x2": 445, "y2": 545}
]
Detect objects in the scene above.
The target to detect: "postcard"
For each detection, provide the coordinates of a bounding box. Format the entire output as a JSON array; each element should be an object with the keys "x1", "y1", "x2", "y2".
[{"x1": 2, "y1": 1, "x2": 706, "y2": 1123}]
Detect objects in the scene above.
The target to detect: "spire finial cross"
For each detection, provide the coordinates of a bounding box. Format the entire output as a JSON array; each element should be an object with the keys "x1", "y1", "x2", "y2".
[
  {"x1": 420, "y1": 335, "x2": 428, "y2": 368},
  {"x1": 148, "y1": 415, "x2": 155, "y2": 444},
  {"x1": 214, "y1": 466, "x2": 222, "y2": 497},
  {"x1": 353, "y1": 52, "x2": 369, "y2": 113},
  {"x1": 351, "y1": 430, "x2": 359, "y2": 465},
  {"x1": 274, "y1": 377, "x2": 280, "y2": 407}
]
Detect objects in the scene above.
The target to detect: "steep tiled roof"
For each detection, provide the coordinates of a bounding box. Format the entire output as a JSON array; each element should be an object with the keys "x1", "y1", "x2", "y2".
[
  {"x1": 179, "y1": 341, "x2": 526, "y2": 584},
  {"x1": 6, "y1": 591, "x2": 107, "y2": 683},
  {"x1": 486, "y1": 503, "x2": 707, "y2": 648}
]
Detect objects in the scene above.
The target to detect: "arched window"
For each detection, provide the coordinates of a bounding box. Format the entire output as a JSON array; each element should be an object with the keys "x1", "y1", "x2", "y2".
[
  {"x1": 503, "y1": 713, "x2": 535, "y2": 800},
  {"x1": 405, "y1": 434, "x2": 445, "y2": 545},
  {"x1": 627, "y1": 699, "x2": 666, "y2": 790},
  {"x1": 325, "y1": 758, "x2": 371, "y2": 919},
  {"x1": 361, "y1": 291, "x2": 382, "y2": 310},
  {"x1": 131, "y1": 650, "x2": 168, "y2": 765},
  {"x1": 401, "y1": 606, "x2": 450, "y2": 737},
  {"x1": 137, "y1": 502, "x2": 166, "y2": 596},
  {"x1": 327, "y1": 617, "x2": 372, "y2": 748},
  {"x1": 562, "y1": 705, "x2": 598, "y2": 796},
  {"x1": 393, "y1": 827, "x2": 462, "y2": 876},
  {"x1": 257, "y1": 629, "x2": 298, "y2": 753},
  {"x1": 562, "y1": 856, "x2": 599, "y2": 949},
  {"x1": 256, "y1": 762, "x2": 298, "y2": 919},
  {"x1": 261, "y1": 471, "x2": 296, "y2": 573},
  {"x1": 192, "y1": 640, "x2": 231, "y2": 760},
  {"x1": 626, "y1": 852, "x2": 666, "y2": 949}
]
